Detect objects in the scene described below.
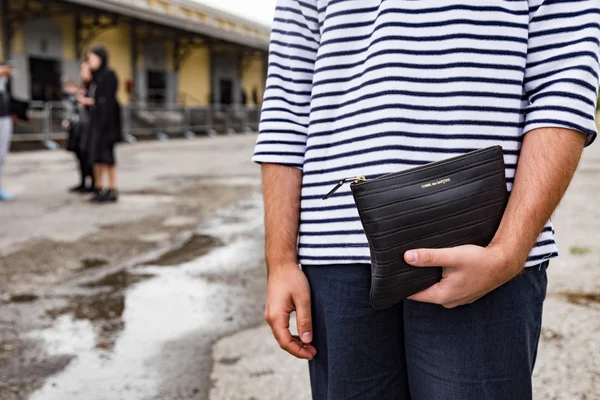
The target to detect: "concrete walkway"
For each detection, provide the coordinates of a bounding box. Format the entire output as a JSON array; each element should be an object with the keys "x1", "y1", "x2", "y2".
[
  {"x1": 0, "y1": 134, "x2": 598, "y2": 399},
  {"x1": 209, "y1": 137, "x2": 600, "y2": 400}
]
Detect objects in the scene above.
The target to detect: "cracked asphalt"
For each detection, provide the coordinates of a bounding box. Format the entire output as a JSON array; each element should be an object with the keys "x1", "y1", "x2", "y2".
[{"x1": 0, "y1": 133, "x2": 599, "y2": 400}]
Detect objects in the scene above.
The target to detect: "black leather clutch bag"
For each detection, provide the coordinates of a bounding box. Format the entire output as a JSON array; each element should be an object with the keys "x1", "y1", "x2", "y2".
[{"x1": 325, "y1": 146, "x2": 508, "y2": 310}]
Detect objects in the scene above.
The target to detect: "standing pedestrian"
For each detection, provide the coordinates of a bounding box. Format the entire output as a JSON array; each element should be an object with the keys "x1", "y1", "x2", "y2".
[
  {"x1": 253, "y1": 1, "x2": 600, "y2": 399},
  {"x1": 85, "y1": 46, "x2": 121, "y2": 203},
  {"x1": 0, "y1": 61, "x2": 15, "y2": 202},
  {"x1": 65, "y1": 61, "x2": 95, "y2": 193}
]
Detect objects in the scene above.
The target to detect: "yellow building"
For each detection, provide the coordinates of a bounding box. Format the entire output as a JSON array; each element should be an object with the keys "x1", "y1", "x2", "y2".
[{"x1": 0, "y1": 0, "x2": 269, "y2": 107}]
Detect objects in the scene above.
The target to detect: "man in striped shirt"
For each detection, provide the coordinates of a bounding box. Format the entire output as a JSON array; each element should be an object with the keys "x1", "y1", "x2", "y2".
[{"x1": 253, "y1": 1, "x2": 599, "y2": 398}]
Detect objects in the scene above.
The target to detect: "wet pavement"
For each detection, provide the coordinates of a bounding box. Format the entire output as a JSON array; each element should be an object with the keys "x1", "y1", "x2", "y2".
[
  {"x1": 1, "y1": 135, "x2": 599, "y2": 400},
  {"x1": 0, "y1": 137, "x2": 269, "y2": 400},
  {"x1": 1, "y1": 195, "x2": 267, "y2": 400},
  {"x1": 26, "y1": 200, "x2": 265, "y2": 400}
]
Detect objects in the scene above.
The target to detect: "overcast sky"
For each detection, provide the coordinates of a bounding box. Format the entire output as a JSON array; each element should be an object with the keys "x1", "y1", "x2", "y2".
[{"x1": 192, "y1": 0, "x2": 277, "y2": 26}]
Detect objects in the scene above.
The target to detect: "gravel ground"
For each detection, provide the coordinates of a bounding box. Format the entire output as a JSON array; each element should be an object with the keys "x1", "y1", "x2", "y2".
[
  {"x1": 0, "y1": 136, "x2": 265, "y2": 400},
  {"x1": 210, "y1": 134, "x2": 600, "y2": 400},
  {"x1": 0, "y1": 133, "x2": 598, "y2": 400}
]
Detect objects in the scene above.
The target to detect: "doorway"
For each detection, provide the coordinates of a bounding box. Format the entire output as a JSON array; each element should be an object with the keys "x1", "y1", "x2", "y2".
[
  {"x1": 29, "y1": 57, "x2": 62, "y2": 102},
  {"x1": 219, "y1": 79, "x2": 233, "y2": 105},
  {"x1": 147, "y1": 70, "x2": 166, "y2": 105}
]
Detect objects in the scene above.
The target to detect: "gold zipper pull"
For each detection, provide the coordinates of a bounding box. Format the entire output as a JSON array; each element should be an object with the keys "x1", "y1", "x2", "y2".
[{"x1": 322, "y1": 176, "x2": 366, "y2": 200}]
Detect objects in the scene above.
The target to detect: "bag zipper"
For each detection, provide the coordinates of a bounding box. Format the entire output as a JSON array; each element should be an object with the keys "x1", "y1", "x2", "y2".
[
  {"x1": 322, "y1": 176, "x2": 366, "y2": 199},
  {"x1": 322, "y1": 147, "x2": 492, "y2": 200}
]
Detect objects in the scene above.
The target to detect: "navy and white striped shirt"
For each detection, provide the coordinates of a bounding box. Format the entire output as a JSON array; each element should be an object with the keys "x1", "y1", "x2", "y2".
[{"x1": 253, "y1": 0, "x2": 600, "y2": 266}]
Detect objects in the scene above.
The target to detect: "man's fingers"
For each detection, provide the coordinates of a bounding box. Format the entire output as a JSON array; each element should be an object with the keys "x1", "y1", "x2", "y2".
[
  {"x1": 407, "y1": 282, "x2": 444, "y2": 304},
  {"x1": 292, "y1": 335, "x2": 318, "y2": 357},
  {"x1": 294, "y1": 294, "x2": 313, "y2": 344},
  {"x1": 404, "y1": 247, "x2": 461, "y2": 267},
  {"x1": 269, "y1": 314, "x2": 314, "y2": 360},
  {"x1": 285, "y1": 337, "x2": 316, "y2": 359},
  {"x1": 277, "y1": 332, "x2": 316, "y2": 360},
  {"x1": 407, "y1": 281, "x2": 460, "y2": 308},
  {"x1": 268, "y1": 313, "x2": 292, "y2": 344}
]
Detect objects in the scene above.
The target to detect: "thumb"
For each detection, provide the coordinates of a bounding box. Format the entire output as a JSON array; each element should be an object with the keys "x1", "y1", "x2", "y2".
[
  {"x1": 294, "y1": 293, "x2": 313, "y2": 344},
  {"x1": 404, "y1": 247, "x2": 459, "y2": 267}
]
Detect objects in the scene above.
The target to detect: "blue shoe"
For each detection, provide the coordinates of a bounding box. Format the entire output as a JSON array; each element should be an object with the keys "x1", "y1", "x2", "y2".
[{"x1": 0, "y1": 189, "x2": 15, "y2": 201}]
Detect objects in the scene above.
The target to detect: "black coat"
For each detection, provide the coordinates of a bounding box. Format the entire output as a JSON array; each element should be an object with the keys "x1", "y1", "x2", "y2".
[{"x1": 90, "y1": 69, "x2": 122, "y2": 145}]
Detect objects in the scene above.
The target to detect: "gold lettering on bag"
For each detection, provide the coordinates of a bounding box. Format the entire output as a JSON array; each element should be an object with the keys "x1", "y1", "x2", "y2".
[{"x1": 421, "y1": 178, "x2": 451, "y2": 189}]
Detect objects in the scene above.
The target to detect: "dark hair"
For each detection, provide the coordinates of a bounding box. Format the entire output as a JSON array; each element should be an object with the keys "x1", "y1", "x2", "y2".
[{"x1": 89, "y1": 46, "x2": 109, "y2": 68}]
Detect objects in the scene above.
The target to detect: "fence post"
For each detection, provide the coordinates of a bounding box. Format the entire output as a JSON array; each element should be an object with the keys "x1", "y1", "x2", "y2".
[
  {"x1": 243, "y1": 106, "x2": 252, "y2": 134},
  {"x1": 206, "y1": 106, "x2": 216, "y2": 137},
  {"x1": 156, "y1": 105, "x2": 169, "y2": 141},
  {"x1": 42, "y1": 102, "x2": 59, "y2": 150},
  {"x1": 184, "y1": 106, "x2": 195, "y2": 139},
  {"x1": 226, "y1": 105, "x2": 235, "y2": 135},
  {"x1": 123, "y1": 105, "x2": 137, "y2": 143}
]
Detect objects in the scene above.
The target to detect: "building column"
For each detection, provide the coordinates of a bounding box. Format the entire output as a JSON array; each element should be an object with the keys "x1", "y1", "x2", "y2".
[
  {"x1": 130, "y1": 20, "x2": 137, "y2": 104},
  {"x1": 208, "y1": 44, "x2": 215, "y2": 105},
  {"x1": 1, "y1": 0, "x2": 10, "y2": 61},
  {"x1": 166, "y1": 37, "x2": 177, "y2": 106},
  {"x1": 262, "y1": 51, "x2": 268, "y2": 90}
]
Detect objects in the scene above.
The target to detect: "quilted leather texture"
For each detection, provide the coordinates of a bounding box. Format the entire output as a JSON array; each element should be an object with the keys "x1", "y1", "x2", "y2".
[{"x1": 351, "y1": 146, "x2": 508, "y2": 310}]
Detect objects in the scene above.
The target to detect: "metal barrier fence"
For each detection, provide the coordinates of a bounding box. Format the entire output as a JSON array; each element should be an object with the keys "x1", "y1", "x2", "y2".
[{"x1": 11, "y1": 102, "x2": 262, "y2": 148}]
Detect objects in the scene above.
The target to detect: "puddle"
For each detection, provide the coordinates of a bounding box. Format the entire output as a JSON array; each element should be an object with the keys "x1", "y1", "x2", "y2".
[
  {"x1": 30, "y1": 266, "x2": 255, "y2": 399},
  {"x1": 46, "y1": 293, "x2": 125, "y2": 351},
  {"x1": 80, "y1": 258, "x2": 109, "y2": 270},
  {"x1": 9, "y1": 293, "x2": 38, "y2": 303},
  {"x1": 28, "y1": 199, "x2": 265, "y2": 400},
  {"x1": 563, "y1": 292, "x2": 600, "y2": 306},
  {"x1": 143, "y1": 233, "x2": 221, "y2": 266},
  {"x1": 83, "y1": 270, "x2": 154, "y2": 289}
]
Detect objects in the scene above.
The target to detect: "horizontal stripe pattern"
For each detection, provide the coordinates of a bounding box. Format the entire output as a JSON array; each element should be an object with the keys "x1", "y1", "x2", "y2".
[{"x1": 253, "y1": 0, "x2": 600, "y2": 267}]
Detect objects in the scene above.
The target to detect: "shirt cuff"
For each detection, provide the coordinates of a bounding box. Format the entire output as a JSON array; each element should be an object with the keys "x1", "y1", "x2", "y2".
[{"x1": 523, "y1": 98, "x2": 598, "y2": 147}]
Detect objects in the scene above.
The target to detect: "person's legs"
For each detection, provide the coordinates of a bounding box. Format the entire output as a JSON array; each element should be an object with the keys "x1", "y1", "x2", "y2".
[
  {"x1": 303, "y1": 264, "x2": 410, "y2": 400},
  {"x1": 83, "y1": 155, "x2": 94, "y2": 190},
  {"x1": 90, "y1": 164, "x2": 105, "y2": 201},
  {"x1": 93, "y1": 164, "x2": 103, "y2": 190},
  {"x1": 69, "y1": 153, "x2": 87, "y2": 192},
  {"x1": 91, "y1": 163, "x2": 117, "y2": 202},
  {"x1": 102, "y1": 164, "x2": 118, "y2": 202},
  {"x1": 78, "y1": 155, "x2": 86, "y2": 186},
  {"x1": 0, "y1": 117, "x2": 15, "y2": 201},
  {"x1": 404, "y1": 262, "x2": 548, "y2": 400},
  {"x1": 108, "y1": 165, "x2": 116, "y2": 190},
  {"x1": 101, "y1": 142, "x2": 118, "y2": 202}
]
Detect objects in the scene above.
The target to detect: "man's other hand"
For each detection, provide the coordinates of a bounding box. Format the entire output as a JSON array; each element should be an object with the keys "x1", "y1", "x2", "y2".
[{"x1": 264, "y1": 264, "x2": 317, "y2": 360}]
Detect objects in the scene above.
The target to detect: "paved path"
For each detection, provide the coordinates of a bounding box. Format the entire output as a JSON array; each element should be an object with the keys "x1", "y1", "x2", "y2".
[
  {"x1": 0, "y1": 134, "x2": 598, "y2": 399},
  {"x1": 209, "y1": 136, "x2": 600, "y2": 400}
]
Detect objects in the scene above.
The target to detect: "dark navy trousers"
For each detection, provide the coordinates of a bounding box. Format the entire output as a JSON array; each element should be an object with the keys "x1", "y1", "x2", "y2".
[{"x1": 303, "y1": 262, "x2": 548, "y2": 400}]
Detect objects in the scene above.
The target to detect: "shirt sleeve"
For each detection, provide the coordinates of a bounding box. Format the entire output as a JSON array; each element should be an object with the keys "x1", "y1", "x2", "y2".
[
  {"x1": 523, "y1": 0, "x2": 600, "y2": 145},
  {"x1": 252, "y1": 0, "x2": 320, "y2": 170}
]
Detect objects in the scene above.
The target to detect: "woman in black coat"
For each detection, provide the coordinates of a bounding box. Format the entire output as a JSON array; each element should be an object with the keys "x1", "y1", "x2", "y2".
[{"x1": 83, "y1": 46, "x2": 122, "y2": 202}]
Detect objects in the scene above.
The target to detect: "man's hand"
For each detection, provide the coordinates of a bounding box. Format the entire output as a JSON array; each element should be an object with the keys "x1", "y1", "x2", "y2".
[
  {"x1": 405, "y1": 127, "x2": 586, "y2": 309},
  {"x1": 404, "y1": 244, "x2": 522, "y2": 308},
  {"x1": 260, "y1": 163, "x2": 311, "y2": 358},
  {"x1": 264, "y1": 263, "x2": 316, "y2": 360},
  {"x1": 0, "y1": 66, "x2": 13, "y2": 77}
]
